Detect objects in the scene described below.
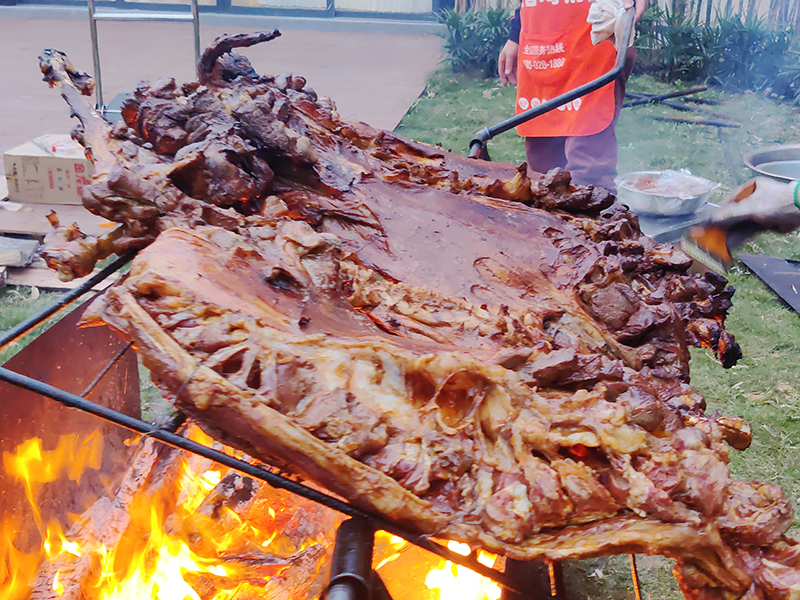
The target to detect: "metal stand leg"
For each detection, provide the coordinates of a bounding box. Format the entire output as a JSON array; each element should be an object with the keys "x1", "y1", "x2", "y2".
[
  {"x1": 191, "y1": 0, "x2": 201, "y2": 65},
  {"x1": 87, "y1": 0, "x2": 104, "y2": 112},
  {"x1": 86, "y1": 0, "x2": 202, "y2": 116},
  {"x1": 548, "y1": 561, "x2": 567, "y2": 600},
  {"x1": 325, "y1": 518, "x2": 376, "y2": 600},
  {"x1": 369, "y1": 572, "x2": 394, "y2": 600},
  {"x1": 501, "y1": 559, "x2": 566, "y2": 600},
  {"x1": 630, "y1": 554, "x2": 643, "y2": 600}
]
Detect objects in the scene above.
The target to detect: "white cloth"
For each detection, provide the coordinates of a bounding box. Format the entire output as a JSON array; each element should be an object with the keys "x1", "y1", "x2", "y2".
[{"x1": 587, "y1": 0, "x2": 631, "y2": 51}]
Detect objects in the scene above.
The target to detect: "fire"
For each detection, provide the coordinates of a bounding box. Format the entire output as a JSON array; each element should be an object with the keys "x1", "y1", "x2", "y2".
[
  {"x1": 424, "y1": 541, "x2": 502, "y2": 600},
  {"x1": 2, "y1": 426, "x2": 505, "y2": 600},
  {"x1": 373, "y1": 533, "x2": 503, "y2": 600},
  {"x1": 3, "y1": 431, "x2": 103, "y2": 526},
  {"x1": 0, "y1": 425, "x2": 335, "y2": 600},
  {"x1": 0, "y1": 518, "x2": 40, "y2": 600},
  {"x1": 91, "y1": 506, "x2": 231, "y2": 600}
]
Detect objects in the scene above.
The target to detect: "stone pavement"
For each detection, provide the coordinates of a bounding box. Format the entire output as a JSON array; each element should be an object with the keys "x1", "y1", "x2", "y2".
[{"x1": 0, "y1": 7, "x2": 442, "y2": 154}]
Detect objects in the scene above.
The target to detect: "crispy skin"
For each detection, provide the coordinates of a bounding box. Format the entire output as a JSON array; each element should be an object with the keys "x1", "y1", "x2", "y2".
[{"x1": 38, "y1": 36, "x2": 800, "y2": 599}]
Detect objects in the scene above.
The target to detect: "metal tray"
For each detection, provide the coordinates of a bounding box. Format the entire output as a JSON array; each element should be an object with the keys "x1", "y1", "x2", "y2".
[{"x1": 743, "y1": 144, "x2": 800, "y2": 182}]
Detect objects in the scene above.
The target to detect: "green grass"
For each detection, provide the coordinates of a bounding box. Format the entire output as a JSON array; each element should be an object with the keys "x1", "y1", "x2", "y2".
[
  {"x1": 691, "y1": 232, "x2": 800, "y2": 523},
  {"x1": 619, "y1": 78, "x2": 800, "y2": 192},
  {"x1": 398, "y1": 69, "x2": 800, "y2": 598},
  {"x1": 0, "y1": 280, "x2": 169, "y2": 422},
  {"x1": 397, "y1": 69, "x2": 800, "y2": 193},
  {"x1": 0, "y1": 286, "x2": 62, "y2": 331},
  {"x1": 396, "y1": 69, "x2": 527, "y2": 162}
]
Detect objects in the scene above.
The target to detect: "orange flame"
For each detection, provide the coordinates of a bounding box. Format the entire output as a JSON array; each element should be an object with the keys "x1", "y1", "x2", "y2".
[
  {"x1": 0, "y1": 426, "x2": 317, "y2": 600},
  {"x1": 2, "y1": 426, "x2": 504, "y2": 600},
  {"x1": 3, "y1": 431, "x2": 103, "y2": 526},
  {"x1": 425, "y1": 541, "x2": 502, "y2": 600}
]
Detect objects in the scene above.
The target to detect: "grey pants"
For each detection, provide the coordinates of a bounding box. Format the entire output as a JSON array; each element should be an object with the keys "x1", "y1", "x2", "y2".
[{"x1": 524, "y1": 47, "x2": 637, "y2": 194}]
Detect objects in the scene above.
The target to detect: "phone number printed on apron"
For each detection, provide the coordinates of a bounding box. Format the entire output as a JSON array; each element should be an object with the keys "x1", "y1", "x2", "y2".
[
  {"x1": 522, "y1": 42, "x2": 566, "y2": 71},
  {"x1": 523, "y1": 57, "x2": 567, "y2": 70},
  {"x1": 518, "y1": 96, "x2": 583, "y2": 111}
]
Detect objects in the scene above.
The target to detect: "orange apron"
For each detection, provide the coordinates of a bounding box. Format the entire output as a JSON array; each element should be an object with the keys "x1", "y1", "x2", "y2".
[{"x1": 515, "y1": 0, "x2": 617, "y2": 138}]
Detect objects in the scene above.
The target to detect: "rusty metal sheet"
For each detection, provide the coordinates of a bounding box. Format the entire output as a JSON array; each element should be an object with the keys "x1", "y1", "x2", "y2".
[{"x1": 0, "y1": 300, "x2": 140, "y2": 552}]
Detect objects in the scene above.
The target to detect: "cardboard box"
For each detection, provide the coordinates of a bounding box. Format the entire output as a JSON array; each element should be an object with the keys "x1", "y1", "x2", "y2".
[{"x1": 3, "y1": 134, "x2": 94, "y2": 205}]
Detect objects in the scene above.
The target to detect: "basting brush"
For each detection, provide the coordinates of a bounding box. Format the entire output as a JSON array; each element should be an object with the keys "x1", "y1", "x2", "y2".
[
  {"x1": 679, "y1": 179, "x2": 765, "y2": 273},
  {"x1": 681, "y1": 225, "x2": 734, "y2": 273},
  {"x1": 680, "y1": 222, "x2": 763, "y2": 273}
]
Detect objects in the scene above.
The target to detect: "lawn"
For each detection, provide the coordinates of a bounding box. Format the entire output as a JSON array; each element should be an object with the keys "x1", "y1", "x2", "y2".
[
  {"x1": 0, "y1": 286, "x2": 63, "y2": 364},
  {"x1": 397, "y1": 69, "x2": 800, "y2": 598},
  {"x1": 2, "y1": 68, "x2": 800, "y2": 600},
  {"x1": 396, "y1": 69, "x2": 800, "y2": 191}
]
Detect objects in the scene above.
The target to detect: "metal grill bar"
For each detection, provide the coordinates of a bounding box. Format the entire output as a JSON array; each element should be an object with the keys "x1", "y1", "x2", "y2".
[
  {"x1": 0, "y1": 251, "x2": 135, "y2": 354},
  {"x1": 79, "y1": 341, "x2": 135, "y2": 398},
  {"x1": 0, "y1": 365, "x2": 545, "y2": 600}
]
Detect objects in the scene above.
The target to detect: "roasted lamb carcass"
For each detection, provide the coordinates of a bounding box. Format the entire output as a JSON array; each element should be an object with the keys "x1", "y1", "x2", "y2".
[{"x1": 39, "y1": 35, "x2": 800, "y2": 600}]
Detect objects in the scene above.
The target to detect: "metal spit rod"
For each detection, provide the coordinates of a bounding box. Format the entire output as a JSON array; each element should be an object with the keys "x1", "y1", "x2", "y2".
[
  {"x1": 0, "y1": 253, "x2": 545, "y2": 598},
  {"x1": 1, "y1": 254, "x2": 644, "y2": 600},
  {"x1": 0, "y1": 249, "x2": 646, "y2": 600},
  {"x1": 0, "y1": 365, "x2": 544, "y2": 600}
]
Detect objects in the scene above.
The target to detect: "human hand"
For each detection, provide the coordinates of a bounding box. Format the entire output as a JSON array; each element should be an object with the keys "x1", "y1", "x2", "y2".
[
  {"x1": 588, "y1": 0, "x2": 636, "y2": 51},
  {"x1": 629, "y1": 0, "x2": 648, "y2": 22},
  {"x1": 605, "y1": 0, "x2": 646, "y2": 51},
  {"x1": 708, "y1": 178, "x2": 800, "y2": 232},
  {"x1": 498, "y1": 40, "x2": 519, "y2": 86}
]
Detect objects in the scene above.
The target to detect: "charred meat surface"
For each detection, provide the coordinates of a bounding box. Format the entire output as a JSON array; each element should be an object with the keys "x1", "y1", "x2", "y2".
[{"x1": 36, "y1": 35, "x2": 800, "y2": 600}]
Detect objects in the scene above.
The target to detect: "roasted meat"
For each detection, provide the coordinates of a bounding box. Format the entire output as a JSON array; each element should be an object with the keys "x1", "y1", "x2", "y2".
[{"x1": 38, "y1": 35, "x2": 800, "y2": 600}]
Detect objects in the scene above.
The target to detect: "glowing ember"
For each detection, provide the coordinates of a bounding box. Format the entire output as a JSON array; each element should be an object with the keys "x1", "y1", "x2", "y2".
[
  {"x1": 0, "y1": 426, "x2": 335, "y2": 600},
  {"x1": 1, "y1": 426, "x2": 503, "y2": 600}
]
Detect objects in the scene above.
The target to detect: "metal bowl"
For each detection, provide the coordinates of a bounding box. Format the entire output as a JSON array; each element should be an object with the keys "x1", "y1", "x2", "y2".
[
  {"x1": 743, "y1": 144, "x2": 800, "y2": 182},
  {"x1": 615, "y1": 170, "x2": 719, "y2": 217}
]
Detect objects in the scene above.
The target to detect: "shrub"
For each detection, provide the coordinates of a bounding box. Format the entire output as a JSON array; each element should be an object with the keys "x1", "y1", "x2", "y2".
[
  {"x1": 636, "y1": 7, "x2": 799, "y2": 101},
  {"x1": 438, "y1": 7, "x2": 511, "y2": 77},
  {"x1": 438, "y1": 4, "x2": 800, "y2": 103},
  {"x1": 772, "y1": 46, "x2": 800, "y2": 104}
]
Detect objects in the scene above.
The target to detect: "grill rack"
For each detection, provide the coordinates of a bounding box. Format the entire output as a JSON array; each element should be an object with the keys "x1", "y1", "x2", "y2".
[{"x1": 0, "y1": 253, "x2": 645, "y2": 600}]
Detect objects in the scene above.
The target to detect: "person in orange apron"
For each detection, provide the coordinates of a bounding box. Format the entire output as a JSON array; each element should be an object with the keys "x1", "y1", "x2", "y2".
[{"x1": 497, "y1": 0, "x2": 648, "y2": 193}]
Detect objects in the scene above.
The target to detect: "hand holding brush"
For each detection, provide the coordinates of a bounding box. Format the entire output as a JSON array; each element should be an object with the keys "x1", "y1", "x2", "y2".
[{"x1": 681, "y1": 177, "x2": 800, "y2": 272}]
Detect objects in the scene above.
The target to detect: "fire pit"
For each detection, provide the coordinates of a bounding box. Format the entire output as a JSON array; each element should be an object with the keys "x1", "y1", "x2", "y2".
[{"x1": 0, "y1": 278, "x2": 550, "y2": 600}]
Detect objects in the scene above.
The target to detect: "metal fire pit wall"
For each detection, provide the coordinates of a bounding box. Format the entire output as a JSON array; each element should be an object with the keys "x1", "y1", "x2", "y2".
[
  {"x1": 0, "y1": 257, "x2": 645, "y2": 600},
  {"x1": 0, "y1": 299, "x2": 140, "y2": 555}
]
